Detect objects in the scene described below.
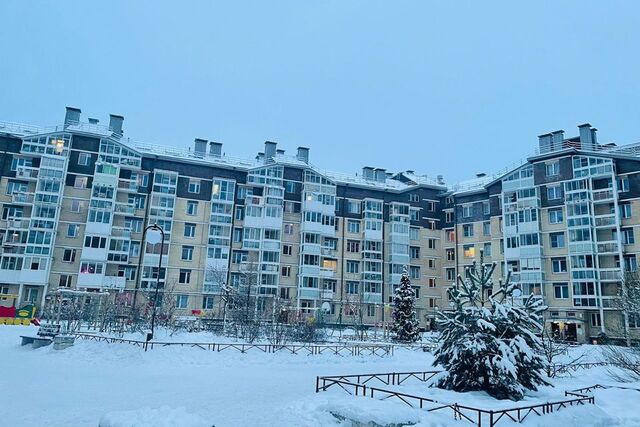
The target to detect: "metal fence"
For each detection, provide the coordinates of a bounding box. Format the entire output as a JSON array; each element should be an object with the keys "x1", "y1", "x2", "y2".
[
  {"x1": 315, "y1": 370, "x2": 600, "y2": 427},
  {"x1": 73, "y1": 333, "x2": 394, "y2": 356}
]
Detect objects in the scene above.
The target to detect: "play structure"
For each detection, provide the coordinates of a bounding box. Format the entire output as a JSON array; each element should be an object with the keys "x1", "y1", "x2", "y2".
[{"x1": 0, "y1": 294, "x2": 37, "y2": 325}]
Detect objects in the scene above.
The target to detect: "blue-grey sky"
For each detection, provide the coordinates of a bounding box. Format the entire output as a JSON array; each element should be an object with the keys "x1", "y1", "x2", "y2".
[{"x1": 1, "y1": 1, "x2": 638, "y2": 183}]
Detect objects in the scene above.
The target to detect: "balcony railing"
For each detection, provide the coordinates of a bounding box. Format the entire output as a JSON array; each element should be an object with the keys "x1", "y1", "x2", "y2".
[
  {"x1": 592, "y1": 189, "x2": 614, "y2": 202},
  {"x1": 11, "y1": 193, "x2": 33, "y2": 204},
  {"x1": 597, "y1": 241, "x2": 619, "y2": 253},
  {"x1": 15, "y1": 166, "x2": 39, "y2": 179},
  {"x1": 599, "y1": 269, "x2": 621, "y2": 281},
  {"x1": 594, "y1": 214, "x2": 616, "y2": 227}
]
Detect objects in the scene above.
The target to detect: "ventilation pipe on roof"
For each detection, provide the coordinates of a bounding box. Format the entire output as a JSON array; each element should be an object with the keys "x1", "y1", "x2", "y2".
[
  {"x1": 264, "y1": 141, "x2": 277, "y2": 161},
  {"x1": 108, "y1": 114, "x2": 124, "y2": 136},
  {"x1": 374, "y1": 168, "x2": 386, "y2": 183},
  {"x1": 64, "y1": 107, "x2": 81, "y2": 126},
  {"x1": 88, "y1": 118, "x2": 99, "y2": 125},
  {"x1": 194, "y1": 138, "x2": 208, "y2": 156},
  {"x1": 209, "y1": 141, "x2": 222, "y2": 157},
  {"x1": 362, "y1": 166, "x2": 375, "y2": 180},
  {"x1": 437, "y1": 175, "x2": 445, "y2": 185},
  {"x1": 296, "y1": 147, "x2": 309, "y2": 163}
]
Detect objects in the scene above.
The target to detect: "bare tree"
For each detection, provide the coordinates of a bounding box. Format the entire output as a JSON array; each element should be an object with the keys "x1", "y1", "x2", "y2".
[
  {"x1": 539, "y1": 329, "x2": 583, "y2": 377},
  {"x1": 344, "y1": 292, "x2": 366, "y2": 341}
]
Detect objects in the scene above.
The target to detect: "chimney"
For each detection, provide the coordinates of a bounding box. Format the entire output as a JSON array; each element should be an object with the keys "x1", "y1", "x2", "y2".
[
  {"x1": 374, "y1": 168, "x2": 386, "y2": 183},
  {"x1": 209, "y1": 141, "x2": 222, "y2": 158},
  {"x1": 108, "y1": 114, "x2": 124, "y2": 136},
  {"x1": 476, "y1": 173, "x2": 486, "y2": 178},
  {"x1": 88, "y1": 118, "x2": 99, "y2": 125},
  {"x1": 578, "y1": 123, "x2": 596, "y2": 150},
  {"x1": 551, "y1": 130, "x2": 565, "y2": 151},
  {"x1": 437, "y1": 175, "x2": 445, "y2": 185},
  {"x1": 591, "y1": 127, "x2": 598, "y2": 145},
  {"x1": 362, "y1": 166, "x2": 375, "y2": 180},
  {"x1": 296, "y1": 146, "x2": 309, "y2": 164},
  {"x1": 64, "y1": 107, "x2": 81, "y2": 126},
  {"x1": 276, "y1": 149, "x2": 285, "y2": 156},
  {"x1": 264, "y1": 141, "x2": 277, "y2": 161},
  {"x1": 256, "y1": 152, "x2": 264, "y2": 162},
  {"x1": 194, "y1": 138, "x2": 207, "y2": 156},
  {"x1": 538, "y1": 133, "x2": 552, "y2": 154}
]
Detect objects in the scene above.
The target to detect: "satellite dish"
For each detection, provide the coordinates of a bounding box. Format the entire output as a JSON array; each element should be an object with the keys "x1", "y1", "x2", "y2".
[
  {"x1": 512, "y1": 288, "x2": 522, "y2": 298},
  {"x1": 321, "y1": 302, "x2": 331, "y2": 313}
]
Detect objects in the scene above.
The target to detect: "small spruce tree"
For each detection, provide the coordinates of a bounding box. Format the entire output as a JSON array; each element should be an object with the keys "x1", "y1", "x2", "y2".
[
  {"x1": 433, "y1": 251, "x2": 550, "y2": 400},
  {"x1": 391, "y1": 268, "x2": 420, "y2": 342}
]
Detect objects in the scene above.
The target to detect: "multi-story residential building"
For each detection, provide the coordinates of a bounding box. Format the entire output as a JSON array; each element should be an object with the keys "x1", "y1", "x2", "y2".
[{"x1": 0, "y1": 107, "x2": 639, "y2": 343}]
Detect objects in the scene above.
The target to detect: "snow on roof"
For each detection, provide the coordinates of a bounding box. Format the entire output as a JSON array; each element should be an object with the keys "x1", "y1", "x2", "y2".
[
  {"x1": 400, "y1": 171, "x2": 444, "y2": 187},
  {"x1": 320, "y1": 169, "x2": 412, "y2": 191},
  {"x1": 449, "y1": 174, "x2": 497, "y2": 195}
]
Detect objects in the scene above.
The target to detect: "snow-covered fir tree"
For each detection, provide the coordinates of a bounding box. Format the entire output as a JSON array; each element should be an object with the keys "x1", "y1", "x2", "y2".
[
  {"x1": 391, "y1": 268, "x2": 420, "y2": 342},
  {"x1": 432, "y1": 251, "x2": 549, "y2": 400}
]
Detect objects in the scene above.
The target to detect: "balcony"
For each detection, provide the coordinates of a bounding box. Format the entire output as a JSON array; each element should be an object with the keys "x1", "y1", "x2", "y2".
[
  {"x1": 319, "y1": 267, "x2": 335, "y2": 278},
  {"x1": 363, "y1": 292, "x2": 382, "y2": 304},
  {"x1": 301, "y1": 244, "x2": 321, "y2": 256},
  {"x1": 11, "y1": 193, "x2": 33, "y2": 205},
  {"x1": 321, "y1": 247, "x2": 337, "y2": 257},
  {"x1": 114, "y1": 203, "x2": 136, "y2": 215},
  {"x1": 599, "y1": 269, "x2": 621, "y2": 281},
  {"x1": 15, "y1": 166, "x2": 39, "y2": 180},
  {"x1": 597, "y1": 241, "x2": 619, "y2": 254},
  {"x1": 298, "y1": 287, "x2": 320, "y2": 300},
  {"x1": 111, "y1": 227, "x2": 132, "y2": 238},
  {"x1": 594, "y1": 214, "x2": 617, "y2": 228},
  {"x1": 102, "y1": 276, "x2": 126, "y2": 290},
  {"x1": 592, "y1": 189, "x2": 614, "y2": 203},
  {"x1": 117, "y1": 180, "x2": 139, "y2": 192},
  {"x1": 299, "y1": 265, "x2": 320, "y2": 276},
  {"x1": 321, "y1": 290, "x2": 334, "y2": 300}
]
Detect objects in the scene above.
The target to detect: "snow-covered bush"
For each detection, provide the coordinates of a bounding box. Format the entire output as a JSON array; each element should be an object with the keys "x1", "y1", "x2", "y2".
[{"x1": 432, "y1": 253, "x2": 550, "y2": 400}]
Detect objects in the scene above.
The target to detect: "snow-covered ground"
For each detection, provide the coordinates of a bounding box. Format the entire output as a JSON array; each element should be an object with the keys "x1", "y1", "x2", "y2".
[{"x1": 3, "y1": 326, "x2": 639, "y2": 426}]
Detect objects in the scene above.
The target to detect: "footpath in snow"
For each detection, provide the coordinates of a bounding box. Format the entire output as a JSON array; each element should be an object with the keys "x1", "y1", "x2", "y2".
[{"x1": 2, "y1": 326, "x2": 639, "y2": 427}]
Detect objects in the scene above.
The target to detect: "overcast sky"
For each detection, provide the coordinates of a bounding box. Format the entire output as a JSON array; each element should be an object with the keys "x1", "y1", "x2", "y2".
[{"x1": 0, "y1": 1, "x2": 638, "y2": 183}]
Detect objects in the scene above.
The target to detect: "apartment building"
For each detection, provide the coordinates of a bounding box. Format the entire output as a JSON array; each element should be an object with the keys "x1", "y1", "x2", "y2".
[{"x1": 0, "y1": 107, "x2": 638, "y2": 342}]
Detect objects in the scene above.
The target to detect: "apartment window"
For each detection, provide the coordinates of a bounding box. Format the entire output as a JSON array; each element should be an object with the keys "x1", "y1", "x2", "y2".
[
  {"x1": 410, "y1": 266, "x2": 420, "y2": 280},
  {"x1": 483, "y1": 242, "x2": 492, "y2": 257},
  {"x1": 546, "y1": 161, "x2": 560, "y2": 176},
  {"x1": 552, "y1": 257, "x2": 568, "y2": 273},
  {"x1": 179, "y1": 269, "x2": 192, "y2": 284},
  {"x1": 409, "y1": 193, "x2": 419, "y2": 202},
  {"x1": 445, "y1": 229, "x2": 455, "y2": 242},
  {"x1": 284, "y1": 223, "x2": 294, "y2": 235},
  {"x1": 347, "y1": 220, "x2": 360, "y2": 233},
  {"x1": 71, "y1": 200, "x2": 82, "y2": 213},
  {"x1": 125, "y1": 217, "x2": 143, "y2": 233},
  {"x1": 554, "y1": 283, "x2": 569, "y2": 299},
  {"x1": 463, "y1": 224, "x2": 474, "y2": 237},
  {"x1": 621, "y1": 202, "x2": 632, "y2": 219},
  {"x1": 80, "y1": 262, "x2": 103, "y2": 274},
  {"x1": 186, "y1": 201, "x2": 198, "y2": 216},
  {"x1": 622, "y1": 228, "x2": 635, "y2": 245},
  {"x1": 232, "y1": 251, "x2": 248, "y2": 264},
  {"x1": 428, "y1": 259, "x2": 435, "y2": 268},
  {"x1": 67, "y1": 224, "x2": 79, "y2": 237},
  {"x1": 550, "y1": 232, "x2": 565, "y2": 248},
  {"x1": 202, "y1": 297, "x2": 215, "y2": 310},
  {"x1": 428, "y1": 278, "x2": 436, "y2": 288},
  {"x1": 462, "y1": 205, "x2": 472, "y2": 218},
  {"x1": 184, "y1": 223, "x2": 196, "y2": 238},
  {"x1": 410, "y1": 227, "x2": 419, "y2": 240},
  {"x1": 483, "y1": 201, "x2": 490, "y2": 215},
  {"x1": 176, "y1": 295, "x2": 189, "y2": 309},
  {"x1": 347, "y1": 200, "x2": 361, "y2": 214},
  {"x1": 427, "y1": 238, "x2": 436, "y2": 250},
  {"x1": 181, "y1": 246, "x2": 194, "y2": 261},
  {"x1": 367, "y1": 305, "x2": 376, "y2": 317},
  {"x1": 410, "y1": 209, "x2": 420, "y2": 221},
  {"x1": 446, "y1": 248, "x2": 455, "y2": 261},
  {"x1": 427, "y1": 201, "x2": 436, "y2": 212},
  {"x1": 445, "y1": 211, "x2": 454, "y2": 223},
  {"x1": 624, "y1": 255, "x2": 638, "y2": 272},
  {"x1": 62, "y1": 249, "x2": 76, "y2": 263},
  {"x1": 84, "y1": 236, "x2": 107, "y2": 248},
  {"x1": 410, "y1": 246, "x2": 420, "y2": 259},
  {"x1": 446, "y1": 268, "x2": 456, "y2": 281},
  {"x1": 282, "y1": 244, "x2": 293, "y2": 256},
  {"x1": 591, "y1": 313, "x2": 602, "y2": 328},
  {"x1": 59, "y1": 274, "x2": 72, "y2": 288},
  {"x1": 463, "y1": 244, "x2": 475, "y2": 258},
  {"x1": 233, "y1": 228, "x2": 243, "y2": 243},
  {"x1": 346, "y1": 281, "x2": 359, "y2": 294},
  {"x1": 235, "y1": 207, "x2": 245, "y2": 221},
  {"x1": 346, "y1": 260, "x2": 360, "y2": 274},
  {"x1": 618, "y1": 177, "x2": 629, "y2": 192},
  {"x1": 129, "y1": 242, "x2": 140, "y2": 258},
  {"x1": 78, "y1": 152, "x2": 91, "y2": 166},
  {"x1": 548, "y1": 208, "x2": 564, "y2": 224},
  {"x1": 547, "y1": 185, "x2": 562, "y2": 200},
  {"x1": 188, "y1": 180, "x2": 201, "y2": 194},
  {"x1": 74, "y1": 176, "x2": 88, "y2": 189},
  {"x1": 482, "y1": 221, "x2": 490, "y2": 236},
  {"x1": 346, "y1": 240, "x2": 360, "y2": 253},
  {"x1": 281, "y1": 266, "x2": 291, "y2": 277}
]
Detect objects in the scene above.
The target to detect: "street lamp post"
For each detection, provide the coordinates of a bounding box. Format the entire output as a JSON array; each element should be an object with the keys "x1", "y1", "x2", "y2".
[{"x1": 144, "y1": 224, "x2": 165, "y2": 344}]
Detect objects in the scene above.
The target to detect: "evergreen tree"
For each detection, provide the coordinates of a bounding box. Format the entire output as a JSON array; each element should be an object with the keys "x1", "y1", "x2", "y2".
[
  {"x1": 391, "y1": 269, "x2": 420, "y2": 342},
  {"x1": 433, "y1": 252, "x2": 550, "y2": 400}
]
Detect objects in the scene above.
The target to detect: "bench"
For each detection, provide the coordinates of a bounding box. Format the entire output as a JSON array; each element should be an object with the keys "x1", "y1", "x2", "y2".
[{"x1": 20, "y1": 324, "x2": 61, "y2": 349}]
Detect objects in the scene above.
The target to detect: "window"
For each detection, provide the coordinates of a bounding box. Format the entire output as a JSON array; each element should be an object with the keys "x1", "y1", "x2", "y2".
[
  {"x1": 232, "y1": 251, "x2": 248, "y2": 264},
  {"x1": 346, "y1": 240, "x2": 360, "y2": 253},
  {"x1": 618, "y1": 177, "x2": 629, "y2": 192},
  {"x1": 67, "y1": 224, "x2": 79, "y2": 237},
  {"x1": 80, "y1": 262, "x2": 103, "y2": 274},
  {"x1": 552, "y1": 257, "x2": 568, "y2": 273},
  {"x1": 546, "y1": 161, "x2": 559, "y2": 176},
  {"x1": 281, "y1": 266, "x2": 291, "y2": 277},
  {"x1": 186, "y1": 201, "x2": 198, "y2": 216},
  {"x1": 622, "y1": 228, "x2": 635, "y2": 245},
  {"x1": 181, "y1": 246, "x2": 194, "y2": 261},
  {"x1": 550, "y1": 232, "x2": 565, "y2": 248},
  {"x1": 445, "y1": 211, "x2": 454, "y2": 223},
  {"x1": 84, "y1": 236, "x2": 107, "y2": 248},
  {"x1": 346, "y1": 281, "x2": 359, "y2": 294},
  {"x1": 427, "y1": 238, "x2": 436, "y2": 250},
  {"x1": 483, "y1": 242, "x2": 492, "y2": 257},
  {"x1": 59, "y1": 274, "x2": 72, "y2": 288},
  {"x1": 62, "y1": 249, "x2": 76, "y2": 263},
  {"x1": 428, "y1": 259, "x2": 435, "y2": 268},
  {"x1": 409, "y1": 193, "x2": 419, "y2": 202},
  {"x1": 202, "y1": 296, "x2": 215, "y2": 310},
  {"x1": 428, "y1": 278, "x2": 436, "y2": 288},
  {"x1": 446, "y1": 248, "x2": 455, "y2": 261},
  {"x1": 179, "y1": 269, "x2": 192, "y2": 284},
  {"x1": 409, "y1": 227, "x2": 419, "y2": 240},
  {"x1": 188, "y1": 180, "x2": 200, "y2": 194},
  {"x1": 346, "y1": 261, "x2": 360, "y2": 274},
  {"x1": 446, "y1": 268, "x2": 456, "y2": 281},
  {"x1": 482, "y1": 222, "x2": 491, "y2": 236},
  {"x1": 410, "y1": 246, "x2": 420, "y2": 259},
  {"x1": 347, "y1": 200, "x2": 361, "y2": 214},
  {"x1": 462, "y1": 206, "x2": 472, "y2": 218},
  {"x1": 591, "y1": 313, "x2": 602, "y2": 328},
  {"x1": 176, "y1": 295, "x2": 189, "y2": 309},
  {"x1": 463, "y1": 224, "x2": 474, "y2": 237},
  {"x1": 235, "y1": 207, "x2": 245, "y2": 221},
  {"x1": 624, "y1": 255, "x2": 638, "y2": 272},
  {"x1": 129, "y1": 242, "x2": 140, "y2": 258},
  {"x1": 233, "y1": 228, "x2": 243, "y2": 243},
  {"x1": 74, "y1": 176, "x2": 88, "y2": 189},
  {"x1": 621, "y1": 202, "x2": 632, "y2": 219},
  {"x1": 483, "y1": 201, "x2": 490, "y2": 215},
  {"x1": 347, "y1": 220, "x2": 360, "y2": 233},
  {"x1": 547, "y1": 185, "x2": 562, "y2": 200},
  {"x1": 78, "y1": 152, "x2": 91, "y2": 166},
  {"x1": 71, "y1": 200, "x2": 82, "y2": 213},
  {"x1": 548, "y1": 208, "x2": 564, "y2": 224},
  {"x1": 184, "y1": 223, "x2": 196, "y2": 238},
  {"x1": 553, "y1": 283, "x2": 569, "y2": 299},
  {"x1": 284, "y1": 223, "x2": 294, "y2": 235},
  {"x1": 282, "y1": 245, "x2": 293, "y2": 256},
  {"x1": 463, "y1": 244, "x2": 475, "y2": 258},
  {"x1": 410, "y1": 266, "x2": 420, "y2": 280}
]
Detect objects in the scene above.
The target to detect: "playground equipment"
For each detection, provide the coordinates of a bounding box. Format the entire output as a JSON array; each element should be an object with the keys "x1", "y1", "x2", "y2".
[{"x1": 0, "y1": 294, "x2": 37, "y2": 325}]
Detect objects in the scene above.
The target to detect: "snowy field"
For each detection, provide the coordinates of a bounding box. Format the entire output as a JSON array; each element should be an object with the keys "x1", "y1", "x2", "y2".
[{"x1": 2, "y1": 326, "x2": 640, "y2": 427}]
